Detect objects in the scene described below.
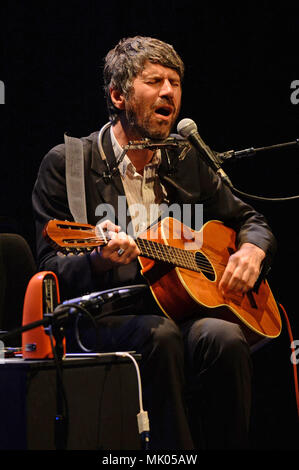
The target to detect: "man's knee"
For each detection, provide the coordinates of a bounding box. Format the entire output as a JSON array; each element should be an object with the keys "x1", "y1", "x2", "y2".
[
  {"x1": 139, "y1": 316, "x2": 185, "y2": 379},
  {"x1": 151, "y1": 316, "x2": 183, "y2": 354},
  {"x1": 185, "y1": 317, "x2": 250, "y2": 367},
  {"x1": 215, "y1": 320, "x2": 250, "y2": 366}
]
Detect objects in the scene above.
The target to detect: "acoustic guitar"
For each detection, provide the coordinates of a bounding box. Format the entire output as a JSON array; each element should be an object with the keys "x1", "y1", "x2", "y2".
[{"x1": 43, "y1": 217, "x2": 281, "y2": 345}]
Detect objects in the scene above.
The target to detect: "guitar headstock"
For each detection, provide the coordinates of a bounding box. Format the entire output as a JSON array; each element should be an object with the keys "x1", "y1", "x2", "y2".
[{"x1": 43, "y1": 219, "x2": 105, "y2": 255}]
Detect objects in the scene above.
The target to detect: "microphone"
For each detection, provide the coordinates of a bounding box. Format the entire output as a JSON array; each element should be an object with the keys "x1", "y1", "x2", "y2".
[{"x1": 177, "y1": 118, "x2": 233, "y2": 187}]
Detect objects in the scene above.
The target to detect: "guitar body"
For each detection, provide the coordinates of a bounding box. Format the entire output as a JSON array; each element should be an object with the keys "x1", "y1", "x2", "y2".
[{"x1": 138, "y1": 218, "x2": 281, "y2": 345}]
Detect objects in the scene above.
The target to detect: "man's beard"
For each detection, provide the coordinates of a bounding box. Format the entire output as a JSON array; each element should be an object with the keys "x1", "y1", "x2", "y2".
[{"x1": 125, "y1": 97, "x2": 179, "y2": 141}]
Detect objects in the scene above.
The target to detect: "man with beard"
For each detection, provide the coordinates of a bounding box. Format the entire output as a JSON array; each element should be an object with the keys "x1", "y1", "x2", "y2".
[{"x1": 32, "y1": 36, "x2": 276, "y2": 450}]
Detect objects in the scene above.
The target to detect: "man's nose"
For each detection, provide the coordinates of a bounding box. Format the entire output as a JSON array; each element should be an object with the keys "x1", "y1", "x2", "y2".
[{"x1": 159, "y1": 79, "x2": 174, "y2": 98}]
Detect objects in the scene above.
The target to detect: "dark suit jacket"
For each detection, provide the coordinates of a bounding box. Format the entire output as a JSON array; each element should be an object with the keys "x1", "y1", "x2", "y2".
[{"x1": 32, "y1": 126, "x2": 277, "y2": 300}]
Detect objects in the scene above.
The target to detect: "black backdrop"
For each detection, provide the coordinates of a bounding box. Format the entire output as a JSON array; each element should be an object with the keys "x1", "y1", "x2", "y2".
[{"x1": 0, "y1": 1, "x2": 298, "y2": 450}]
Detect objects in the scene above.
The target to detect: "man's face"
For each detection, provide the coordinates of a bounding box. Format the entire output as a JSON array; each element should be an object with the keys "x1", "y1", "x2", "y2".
[{"x1": 124, "y1": 61, "x2": 182, "y2": 140}]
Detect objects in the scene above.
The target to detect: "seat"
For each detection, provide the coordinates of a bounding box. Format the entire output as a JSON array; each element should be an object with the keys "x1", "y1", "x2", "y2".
[{"x1": 0, "y1": 233, "x2": 36, "y2": 346}]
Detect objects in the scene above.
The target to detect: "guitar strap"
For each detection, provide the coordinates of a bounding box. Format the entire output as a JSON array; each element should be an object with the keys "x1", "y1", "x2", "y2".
[{"x1": 64, "y1": 133, "x2": 88, "y2": 224}]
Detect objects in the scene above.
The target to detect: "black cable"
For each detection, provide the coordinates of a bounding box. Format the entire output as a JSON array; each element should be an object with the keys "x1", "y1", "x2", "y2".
[
  {"x1": 74, "y1": 314, "x2": 94, "y2": 353},
  {"x1": 54, "y1": 302, "x2": 100, "y2": 353},
  {"x1": 230, "y1": 184, "x2": 299, "y2": 202},
  {"x1": 217, "y1": 141, "x2": 299, "y2": 202}
]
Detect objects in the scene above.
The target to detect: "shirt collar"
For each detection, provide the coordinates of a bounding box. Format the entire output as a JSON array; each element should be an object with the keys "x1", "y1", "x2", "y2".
[{"x1": 110, "y1": 125, "x2": 162, "y2": 177}]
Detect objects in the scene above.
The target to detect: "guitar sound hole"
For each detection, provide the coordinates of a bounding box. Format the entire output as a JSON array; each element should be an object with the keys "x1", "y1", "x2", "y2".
[{"x1": 195, "y1": 251, "x2": 215, "y2": 281}]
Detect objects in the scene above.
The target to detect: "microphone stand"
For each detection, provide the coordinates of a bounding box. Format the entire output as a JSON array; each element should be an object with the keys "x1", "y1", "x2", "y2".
[
  {"x1": 216, "y1": 138, "x2": 299, "y2": 162},
  {"x1": 46, "y1": 309, "x2": 69, "y2": 450},
  {"x1": 214, "y1": 138, "x2": 299, "y2": 202}
]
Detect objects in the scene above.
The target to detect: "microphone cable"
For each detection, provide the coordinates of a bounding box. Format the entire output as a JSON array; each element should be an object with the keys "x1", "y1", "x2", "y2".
[{"x1": 226, "y1": 182, "x2": 299, "y2": 202}]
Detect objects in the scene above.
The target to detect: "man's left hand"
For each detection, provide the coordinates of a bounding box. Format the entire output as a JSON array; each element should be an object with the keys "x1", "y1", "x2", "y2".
[{"x1": 218, "y1": 242, "x2": 266, "y2": 294}]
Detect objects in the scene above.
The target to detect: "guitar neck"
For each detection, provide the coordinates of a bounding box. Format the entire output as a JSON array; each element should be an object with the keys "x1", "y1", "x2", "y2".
[{"x1": 135, "y1": 237, "x2": 200, "y2": 272}]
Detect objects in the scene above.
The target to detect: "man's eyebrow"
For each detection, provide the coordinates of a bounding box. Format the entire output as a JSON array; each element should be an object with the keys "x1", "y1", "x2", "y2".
[
  {"x1": 141, "y1": 72, "x2": 162, "y2": 79},
  {"x1": 141, "y1": 72, "x2": 180, "y2": 81}
]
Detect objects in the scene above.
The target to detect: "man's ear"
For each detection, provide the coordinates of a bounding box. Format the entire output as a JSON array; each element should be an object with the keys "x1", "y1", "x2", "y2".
[{"x1": 110, "y1": 88, "x2": 126, "y2": 110}]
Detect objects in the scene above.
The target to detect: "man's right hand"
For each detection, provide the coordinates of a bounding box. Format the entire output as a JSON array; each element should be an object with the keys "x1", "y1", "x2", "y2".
[{"x1": 90, "y1": 220, "x2": 140, "y2": 273}]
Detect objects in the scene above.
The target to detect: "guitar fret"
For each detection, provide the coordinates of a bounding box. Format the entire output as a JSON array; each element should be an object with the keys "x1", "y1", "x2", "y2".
[{"x1": 136, "y1": 238, "x2": 203, "y2": 273}]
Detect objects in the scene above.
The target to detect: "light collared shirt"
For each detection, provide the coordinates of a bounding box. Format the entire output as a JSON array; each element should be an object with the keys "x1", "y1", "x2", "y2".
[{"x1": 110, "y1": 126, "x2": 167, "y2": 236}]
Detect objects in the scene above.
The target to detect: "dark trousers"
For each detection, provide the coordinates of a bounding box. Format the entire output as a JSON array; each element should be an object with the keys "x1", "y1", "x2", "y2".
[
  {"x1": 80, "y1": 292, "x2": 253, "y2": 451},
  {"x1": 67, "y1": 288, "x2": 252, "y2": 450}
]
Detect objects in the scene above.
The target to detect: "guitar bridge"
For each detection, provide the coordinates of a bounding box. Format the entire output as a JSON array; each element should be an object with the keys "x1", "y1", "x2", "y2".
[{"x1": 246, "y1": 291, "x2": 258, "y2": 309}]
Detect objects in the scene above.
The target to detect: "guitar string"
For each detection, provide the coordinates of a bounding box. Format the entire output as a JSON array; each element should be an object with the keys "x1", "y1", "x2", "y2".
[
  {"x1": 61, "y1": 234, "x2": 226, "y2": 274},
  {"x1": 136, "y1": 238, "x2": 215, "y2": 273},
  {"x1": 141, "y1": 239, "x2": 216, "y2": 275},
  {"x1": 57, "y1": 224, "x2": 203, "y2": 268},
  {"x1": 61, "y1": 235, "x2": 219, "y2": 274},
  {"x1": 59, "y1": 224, "x2": 228, "y2": 267}
]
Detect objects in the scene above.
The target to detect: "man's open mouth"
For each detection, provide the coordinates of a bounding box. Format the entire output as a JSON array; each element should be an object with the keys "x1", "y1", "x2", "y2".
[{"x1": 154, "y1": 106, "x2": 173, "y2": 117}]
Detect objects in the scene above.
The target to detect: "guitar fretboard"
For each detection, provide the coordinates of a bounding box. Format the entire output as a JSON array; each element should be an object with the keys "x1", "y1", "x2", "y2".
[{"x1": 135, "y1": 237, "x2": 213, "y2": 276}]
